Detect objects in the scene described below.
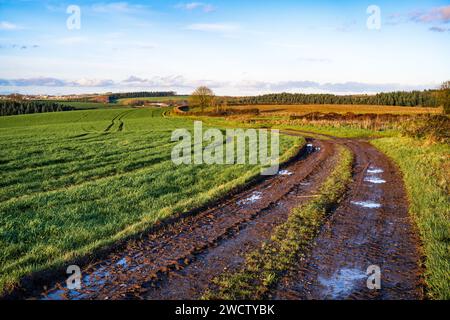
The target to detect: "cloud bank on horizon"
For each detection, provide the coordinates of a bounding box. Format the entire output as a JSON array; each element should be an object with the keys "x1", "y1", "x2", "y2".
[
  {"x1": 0, "y1": 0, "x2": 449, "y2": 95},
  {"x1": 0, "y1": 76, "x2": 437, "y2": 96}
]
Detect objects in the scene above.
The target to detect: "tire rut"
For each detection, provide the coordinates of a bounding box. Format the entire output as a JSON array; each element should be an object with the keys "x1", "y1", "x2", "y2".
[
  {"x1": 273, "y1": 138, "x2": 424, "y2": 300},
  {"x1": 104, "y1": 110, "x2": 133, "y2": 133},
  {"x1": 143, "y1": 142, "x2": 339, "y2": 300}
]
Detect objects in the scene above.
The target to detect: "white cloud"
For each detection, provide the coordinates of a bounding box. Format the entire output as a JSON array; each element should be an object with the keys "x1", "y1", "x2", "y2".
[
  {"x1": 429, "y1": 26, "x2": 450, "y2": 32},
  {"x1": 91, "y1": 2, "x2": 146, "y2": 13},
  {"x1": 410, "y1": 5, "x2": 450, "y2": 23},
  {"x1": 0, "y1": 76, "x2": 435, "y2": 94},
  {"x1": 73, "y1": 78, "x2": 115, "y2": 87},
  {"x1": 390, "y1": 6, "x2": 450, "y2": 29},
  {"x1": 265, "y1": 41, "x2": 309, "y2": 49},
  {"x1": 176, "y1": 2, "x2": 215, "y2": 13},
  {"x1": 297, "y1": 57, "x2": 332, "y2": 64},
  {"x1": 57, "y1": 37, "x2": 89, "y2": 45},
  {"x1": 238, "y1": 80, "x2": 433, "y2": 93},
  {"x1": 0, "y1": 21, "x2": 20, "y2": 30},
  {"x1": 121, "y1": 75, "x2": 226, "y2": 88},
  {"x1": 186, "y1": 23, "x2": 239, "y2": 32}
]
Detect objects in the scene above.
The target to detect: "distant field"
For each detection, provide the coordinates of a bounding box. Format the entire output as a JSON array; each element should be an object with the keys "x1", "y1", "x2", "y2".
[
  {"x1": 230, "y1": 104, "x2": 442, "y2": 115},
  {"x1": 0, "y1": 108, "x2": 302, "y2": 294},
  {"x1": 56, "y1": 101, "x2": 115, "y2": 110},
  {"x1": 118, "y1": 96, "x2": 189, "y2": 105}
]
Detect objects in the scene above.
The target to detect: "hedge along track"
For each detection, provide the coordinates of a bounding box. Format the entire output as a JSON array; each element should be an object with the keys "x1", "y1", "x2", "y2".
[{"x1": 13, "y1": 137, "x2": 338, "y2": 300}]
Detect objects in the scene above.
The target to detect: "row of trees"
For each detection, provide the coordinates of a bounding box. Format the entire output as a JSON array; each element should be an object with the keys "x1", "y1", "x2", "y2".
[
  {"x1": 108, "y1": 91, "x2": 176, "y2": 102},
  {"x1": 188, "y1": 86, "x2": 448, "y2": 113},
  {"x1": 227, "y1": 90, "x2": 440, "y2": 107},
  {"x1": 0, "y1": 101, "x2": 75, "y2": 117}
]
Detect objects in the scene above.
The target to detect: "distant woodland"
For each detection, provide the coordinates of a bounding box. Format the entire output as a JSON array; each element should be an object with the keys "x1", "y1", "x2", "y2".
[
  {"x1": 227, "y1": 91, "x2": 440, "y2": 107},
  {"x1": 0, "y1": 100, "x2": 75, "y2": 116},
  {"x1": 108, "y1": 91, "x2": 176, "y2": 102}
]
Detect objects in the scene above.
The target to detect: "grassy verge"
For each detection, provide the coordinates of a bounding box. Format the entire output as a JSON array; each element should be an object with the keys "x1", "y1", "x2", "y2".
[
  {"x1": 204, "y1": 146, "x2": 353, "y2": 299},
  {"x1": 371, "y1": 137, "x2": 450, "y2": 300}
]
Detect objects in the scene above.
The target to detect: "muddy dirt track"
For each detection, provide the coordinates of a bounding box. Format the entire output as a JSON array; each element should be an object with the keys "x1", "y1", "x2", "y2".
[
  {"x1": 16, "y1": 132, "x2": 424, "y2": 300},
  {"x1": 274, "y1": 139, "x2": 424, "y2": 300}
]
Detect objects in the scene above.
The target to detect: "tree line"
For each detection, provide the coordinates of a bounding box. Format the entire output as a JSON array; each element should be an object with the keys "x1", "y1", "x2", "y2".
[
  {"x1": 0, "y1": 100, "x2": 75, "y2": 116},
  {"x1": 108, "y1": 91, "x2": 176, "y2": 102},
  {"x1": 227, "y1": 90, "x2": 440, "y2": 107}
]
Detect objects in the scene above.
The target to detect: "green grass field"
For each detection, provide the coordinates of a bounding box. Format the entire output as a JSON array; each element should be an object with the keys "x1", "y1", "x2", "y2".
[{"x1": 0, "y1": 108, "x2": 303, "y2": 294}]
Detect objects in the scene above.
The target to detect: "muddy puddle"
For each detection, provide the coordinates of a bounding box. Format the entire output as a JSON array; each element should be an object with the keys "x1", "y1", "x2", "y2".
[
  {"x1": 278, "y1": 170, "x2": 293, "y2": 176},
  {"x1": 318, "y1": 268, "x2": 367, "y2": 299},
  {"x1": 237, "y1": 191, "x2": 263, "y2": 206},
  {"x1": 351, "y1": 201, "x2": 381, "y2": 209}
]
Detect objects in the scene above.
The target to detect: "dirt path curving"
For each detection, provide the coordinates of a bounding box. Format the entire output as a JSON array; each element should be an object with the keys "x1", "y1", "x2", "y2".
[
  {"x1": 273, "y1": 138, "x2": 424, "y2": 300},
  {"x1": 35, "y1": 139, "x2": 338, "y2": 300},
  {"x1": 15, "y1": 132, "x2": 423, "y2": 300}
]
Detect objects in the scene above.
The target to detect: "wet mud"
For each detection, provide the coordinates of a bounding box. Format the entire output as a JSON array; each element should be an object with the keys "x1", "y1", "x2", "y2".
[{"x1": 273, "y1": 139, "x2": 424, "y2": 300}]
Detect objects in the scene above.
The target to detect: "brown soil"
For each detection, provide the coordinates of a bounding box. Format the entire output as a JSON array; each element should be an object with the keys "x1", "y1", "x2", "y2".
[{"x1": 273, "y1": 138, "x2": 424, "y2": 300}]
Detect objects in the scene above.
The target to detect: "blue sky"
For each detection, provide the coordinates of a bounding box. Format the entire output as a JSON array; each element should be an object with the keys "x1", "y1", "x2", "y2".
[{"x1": 0, "y1": 0, "x2": 449, "y2": 95}]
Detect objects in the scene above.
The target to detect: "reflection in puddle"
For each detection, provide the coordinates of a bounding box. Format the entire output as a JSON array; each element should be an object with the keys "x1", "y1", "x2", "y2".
[
  {"x1": 351, "y1": 201, "x2": 381, "y2": 209},
  {"x1": 116, "y1": 258, "x2": 128, "y2": 267},
  {"x1": 364, "y1": 177, "x2": 386, "y2": 184},
  {"x1": 43, "y1": 289, "x2": 66, "y2": 300},
  {"x1": 43, "y1": 267, "x2": 111, "y2": 300},
  {"x1": 237, "y1": 191, "x2": 263, "y2": 205},
  {"x1": 367, "y1": 167, "x2": 384, "y2": 174},
  {"x1": 319, "y1": 268, "x2": 367, "y2": 299},
  {"x1": 278, "y1": 170, "x2": 293, "y2": 176}
]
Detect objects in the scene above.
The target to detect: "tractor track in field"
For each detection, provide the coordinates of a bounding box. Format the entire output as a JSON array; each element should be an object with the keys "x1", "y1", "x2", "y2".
[
  {"x1": 8, "y1": 131, "x2": 423, "y2": 300},
  {"x1": 72, "y1": 110, "x2": 134, "y2": 139},
  {"x1": 104, "y1": 110, "x2": 133, "y2": 133}
]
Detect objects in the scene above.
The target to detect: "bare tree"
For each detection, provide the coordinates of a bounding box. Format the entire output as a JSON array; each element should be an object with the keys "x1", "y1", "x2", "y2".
[{"x1": 189, "y1": 86, "x2": 215, "y2": 113}]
